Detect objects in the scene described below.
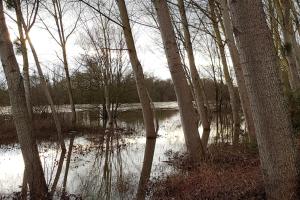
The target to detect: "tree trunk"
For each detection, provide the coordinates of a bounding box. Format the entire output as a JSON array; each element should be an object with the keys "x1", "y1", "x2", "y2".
[
  {"x1": 62, "y1": 45, "x2": 76, "y2": 126},
  {"x1": 290, "y1": 0, "x2": 300, "y2": 37},
  {"x1": 0, "y1": 1, "x2": 48, "y2": 198},
  {"x1": 229, "y1": 0, "x2": 299, "y2": 199},
  {"x1": 27, "y1": 33, "x2": 66, "y2": 151},
  {"x1": 274, "y1": 0, "x2": 300, "y2": 91},
  {"x1": 101, "y1": 28, "x2": 114, "y2": 128},
  {"x1": 15, "y1": 7, "x2": 33, "y2": 120},
  {"x1": 116, "y1": 0, "x2": 156, "y2": 139},
  {"x1": 21, "y1": 167, "x2": 28, "y2": 198},
  {"x1": 219, "y1": 0, "x2": 256, "y2": 144},
  {"x1": 51, "y1": 0, "x2": 77, "y2": 126},
  {"x1": 177, "y1": 0, "x2": 211, "y2": 148},
  {"x1": 15, "y1": 0, "x2": 66, "y2": 151},
  {"x1": 268, "y1": 0, "x2": 292, "y2": 95},
  {"x1": 104, "y1": 82, "x2": 113, "y2": 127},
  {"x1": 209, "y1": 0, "x2": 241, "y2": 144},
  {"x1": 153, "y1": 0, "x2": 205, "y2": 161}
]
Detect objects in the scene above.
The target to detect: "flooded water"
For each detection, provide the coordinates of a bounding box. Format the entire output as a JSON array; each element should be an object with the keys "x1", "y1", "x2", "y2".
[{"x1": 0, "y1": 102, "x2": 226, "y2": 199}]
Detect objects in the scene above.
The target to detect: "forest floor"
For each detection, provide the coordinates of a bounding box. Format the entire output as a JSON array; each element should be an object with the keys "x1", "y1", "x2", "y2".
[{"x1": 149, "y1": 143, "x2": 265, "y2": 200}]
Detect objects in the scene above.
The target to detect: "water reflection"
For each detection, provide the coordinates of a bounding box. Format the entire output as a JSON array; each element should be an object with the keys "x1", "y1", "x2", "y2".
[
  {"x1": 136, "y1": 138, "x2": 156, "y2": 200},
  {"x1": 62, "y1": 135, "x2": 75, "y2": 195},
  {"x1": 0, "y1": 103, "x2": 235, "y2": 199}
]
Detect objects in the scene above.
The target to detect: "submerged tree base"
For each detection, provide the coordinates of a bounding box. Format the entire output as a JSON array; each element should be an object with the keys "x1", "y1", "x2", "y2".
[{"x1": 150, "y1": 144, "x2": 265, "y2": 200}]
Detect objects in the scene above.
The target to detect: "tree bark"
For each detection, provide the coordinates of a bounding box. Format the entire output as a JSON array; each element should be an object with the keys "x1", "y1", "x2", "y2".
[
  {"x1": 268, "y1": 0, "x2": 292, "y2": 95},
  {"x1": 15, "y1": 5, "x2": 33, "y2": 120},
  {"x1": 116, "y1": 0, "x2": 156, "y2": 139},
  {"x1": 219, "y1": 0, "x2": 256, "y2": 144},
  {"x1": 0, "y1": 1, "x2": 48, "y2": 198},
  {"x1": 177, "y1": 0, "x2": 211, "y2": 148},
  {"x1": 290, "y1": 0, "x2": 300, "y2": 37},
  {"x1": 229, "y1": 0, "x2": 299, "y2": 199},
  {"x1": 209, "y1": 0, "x2": 241, "y2": 144},
  {"x1": 153, "y1": 0, "x2": 205, "y2": 161},
  {"x1": 274, "y1": 0, "x2": 300, "y2": 91}
]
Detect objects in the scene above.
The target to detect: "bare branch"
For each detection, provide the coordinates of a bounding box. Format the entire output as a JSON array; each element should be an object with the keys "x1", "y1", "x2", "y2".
[{"x1": 77, "y1": 0, "x2": 124, "y2": 27}]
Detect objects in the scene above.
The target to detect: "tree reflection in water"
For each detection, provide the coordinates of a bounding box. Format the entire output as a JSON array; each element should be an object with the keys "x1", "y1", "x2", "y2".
[
  {"x1": 136, "y1": 138, "x2": 156, "y2": 200},
  {"x1": 2, "y1": 107, "x2": 203, "y2": 199}
]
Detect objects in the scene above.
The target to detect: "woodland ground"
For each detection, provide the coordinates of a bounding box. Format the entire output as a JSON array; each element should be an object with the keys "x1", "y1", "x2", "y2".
[{"x1": 149, "y1": 143, "x2": 265, "y2": 200}]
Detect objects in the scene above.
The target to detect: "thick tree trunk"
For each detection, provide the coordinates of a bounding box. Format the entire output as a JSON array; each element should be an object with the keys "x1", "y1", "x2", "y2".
[
  {"x1": 116, "y1": 0, "x2": 156, "y2": 139},
  {"x1": 177, "y1": 0, "x2": 211, "y2": 148},
  {"x1": 153, "y1": 0, "x2": 205, "y2": 161},
  {"x1": 229, "y1": 0, "x2": 299, "y2": 199},
  {"x1": 0, "y1": 1, "x2": 48, "y2": 198},
  {"x1": 209, "y1": 0, "x2": 241, "y2": 144},
  {"x1": 219, "y1": 0, "x2": 256, "y2": 144}
]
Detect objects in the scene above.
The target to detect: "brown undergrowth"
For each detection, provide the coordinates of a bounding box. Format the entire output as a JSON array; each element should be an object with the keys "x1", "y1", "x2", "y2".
[{"x1": 150, "y1": 144, "x2": 265, "y2": 200}]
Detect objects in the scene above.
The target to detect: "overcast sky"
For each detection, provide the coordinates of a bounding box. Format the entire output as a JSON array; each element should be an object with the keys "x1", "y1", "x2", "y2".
[{"x1": 2, "y1": 0, "x2": 229, "y2": 83}]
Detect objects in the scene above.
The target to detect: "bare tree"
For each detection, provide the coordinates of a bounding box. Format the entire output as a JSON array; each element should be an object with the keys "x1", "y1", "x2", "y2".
[
  {"x1": 79, "y1": 3, "x2": 127, "y2": 127},
  {"x1": 40, "y1": 0, "x2": 81, "y2": 126},
  {"x1": 116, "y1": 0, "x2": 157, "y2": 138},
  {"x1": 208, "y1": 0, "x2": 241, "y2": 144},
  {"x1": 152, "y1": 0, "x2": 205, "y2": 162},
  {"x1": 218, "y1": 0, "x2": 256, "y2": 143},
  {"x1": 177, "y1": 0, "x2": 211, "y2": 148}
]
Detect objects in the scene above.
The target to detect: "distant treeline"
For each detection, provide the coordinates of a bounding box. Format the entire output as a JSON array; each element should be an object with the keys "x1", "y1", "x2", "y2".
[{"x1": 0, "y1": 71, "x2": 233, "y2": 106}]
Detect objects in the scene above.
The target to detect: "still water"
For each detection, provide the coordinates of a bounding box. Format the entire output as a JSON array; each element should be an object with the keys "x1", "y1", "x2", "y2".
[{"x1": 0, "y1": 102, "x2": 220, "y2": 199}]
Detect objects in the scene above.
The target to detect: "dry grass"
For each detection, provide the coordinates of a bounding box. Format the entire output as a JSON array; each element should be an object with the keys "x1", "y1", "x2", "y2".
[{"x1": 150, "y1": 144, "x2": 265, "y2": 200}]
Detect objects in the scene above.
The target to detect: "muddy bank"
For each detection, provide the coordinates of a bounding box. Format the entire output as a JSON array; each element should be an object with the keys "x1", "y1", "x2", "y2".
[{"x1": 149, "y1": 144, "x2": 265, "y2": 200}]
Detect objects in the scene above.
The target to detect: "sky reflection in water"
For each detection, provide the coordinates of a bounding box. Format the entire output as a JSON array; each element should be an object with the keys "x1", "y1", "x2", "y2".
[{"x1": 0, "y1": 103, "x2": 192, "y2": 199}]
